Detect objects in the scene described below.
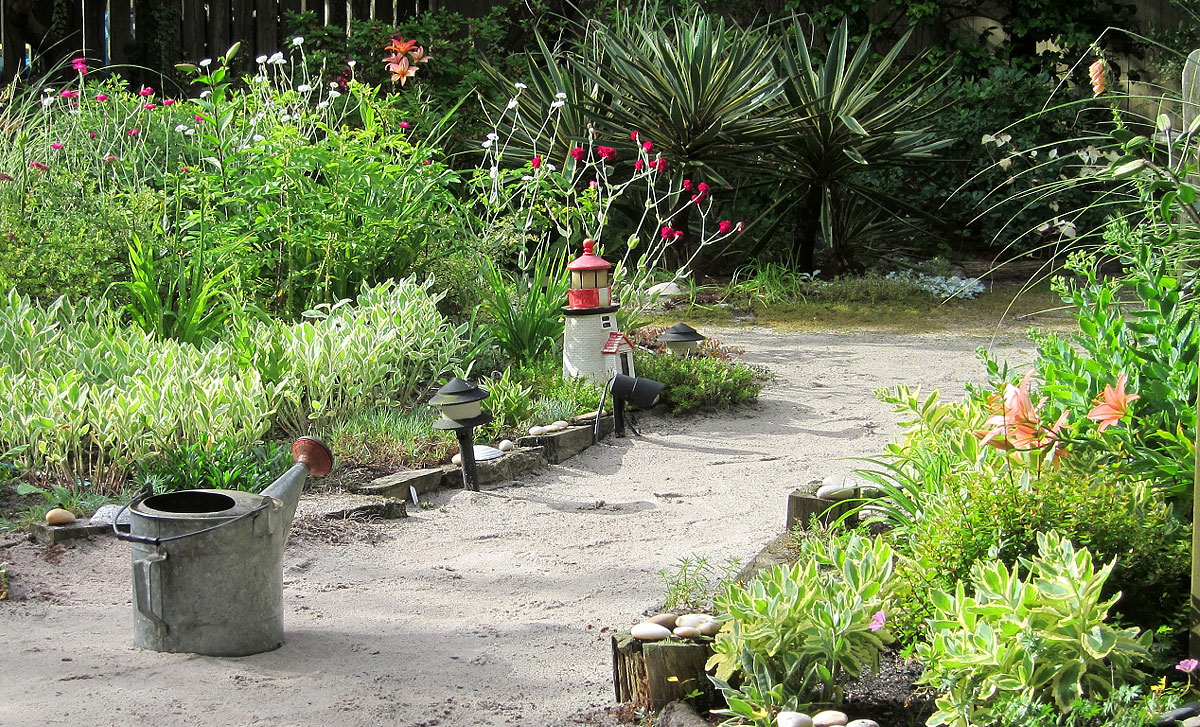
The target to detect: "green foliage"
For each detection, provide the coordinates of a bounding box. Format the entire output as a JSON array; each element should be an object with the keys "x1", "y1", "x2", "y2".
[
  {"x1": 119, "y1": 234, "x2": 244, "y2": 345},
  {"x1": 136, "y1": 439, "x2": 292, "y2": 493},
  {"x1": 709, "y1": 531, "x2": 895, "y2": 721},
  {"x1": 259, "y1": 279, "x2": 467, "y2": 435},
  {"x1": 890, "y1": 461, "x2": 1189, "y2": 640},
  {"x1": 659, "y1": 554, "x2": 742, "y2": 613},
  {"x1": 0, "y1": 280, "x2": 461, "y2": 493},
  {"x1": 634, "y1": 351, "x2": 763, "y2": 414},
  {"x1": 771, "y1": 19, "x2": 951, "y2": 271},
  {"x1": 516, "y1": 357, "x2": 604, "y2": 415},
  {"x1": 864, "y1": 386, "x2": 1190, "y2": 640},
  {"x1": 327, "y1": 406, "x2": 454, "y2": 467},
  {"x1": 916, "y1": 532, "x2": 1153, "y2": 727},
  {"x1": 473, "y1": 245, "x2": 570, "y2": 364},
  {"x1": 1010, "y1": 225, "x2": 1198, "y2": 496},
  {"x1": 479, "y1": 367, "x2": 535, "y2": 440},
  {"x1": 576, "y1": 10, "x2": 785, "y2": 188}
]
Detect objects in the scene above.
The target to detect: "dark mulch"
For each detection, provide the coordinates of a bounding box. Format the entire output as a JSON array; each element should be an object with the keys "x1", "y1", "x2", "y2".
[{"x1": 841, "y1": 650, "x2": 935, "y2": 727}]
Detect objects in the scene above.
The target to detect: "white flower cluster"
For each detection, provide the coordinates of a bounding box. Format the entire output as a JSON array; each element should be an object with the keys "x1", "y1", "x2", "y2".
[{"x1": 884, "y1": 270, "x2": 986, "y2": 299}]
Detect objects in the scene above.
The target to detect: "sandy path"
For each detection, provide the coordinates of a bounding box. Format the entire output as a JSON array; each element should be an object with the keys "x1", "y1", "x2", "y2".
[{"x1": 0, "y1": 327, "x2": 1038, "y2": 727}]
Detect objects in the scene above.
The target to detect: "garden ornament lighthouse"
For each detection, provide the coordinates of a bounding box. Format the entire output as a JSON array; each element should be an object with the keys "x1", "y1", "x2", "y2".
[{"x1": 563, "y1": 239, "x2": 635, "y2": 384}]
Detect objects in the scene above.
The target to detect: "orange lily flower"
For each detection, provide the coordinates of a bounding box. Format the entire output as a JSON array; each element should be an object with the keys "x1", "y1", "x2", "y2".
[{"x1": 1086, "y1": 373, "x2": 1139, "y2": 432}]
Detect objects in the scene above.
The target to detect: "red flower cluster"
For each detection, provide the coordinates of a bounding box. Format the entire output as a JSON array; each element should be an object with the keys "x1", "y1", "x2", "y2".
[
  {"x1": 570, "y1": 147, "x2": 585, "y2": 162},
  {"x1": 139, "y1": 87, "x2": 154, "y2": 97},
  {"x1": 649, "y1": 158, "x2": 667, "y2": 172},
  {"x1": 597, "y1": 146, "x2": 616, "y2": 162},
  {"x1": 660, "y1": 226, "x2": 683, "y2": 241},
  {"x1": 690, "y1": 182, "x2": 710, "y2": 204},
  {"x1": 0, "y1": 172, "x2": 13, "y2": 182},
  {"x1": 71, "y1": 57, "x2": 88, "y2": 75},
  {"x1": 531, "y1": 156, "x2": 542, "y2": 169},
  {"x1": 59, "y1": 90, "x2": 79, "y2": 99},
  {"x1": 28, "y1": 161, "x2": 48, "y2": 172}
]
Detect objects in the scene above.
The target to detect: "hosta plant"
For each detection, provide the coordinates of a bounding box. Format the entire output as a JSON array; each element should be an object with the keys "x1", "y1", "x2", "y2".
[
  {"x1": 708, "y1": 530, "x2": 895, "y2": 724},
  {"x1": 916, "y1": 531, "x2": 1153, "y2": 727}
]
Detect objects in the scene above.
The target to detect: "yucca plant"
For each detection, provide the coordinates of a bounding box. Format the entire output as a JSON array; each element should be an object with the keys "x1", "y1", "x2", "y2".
[
  {"x1": 576, "y1": 10, "x2": 786, "y2": 187},
  {"x1": 773, "y1": 19, "x2": 952, "y2": 272}
]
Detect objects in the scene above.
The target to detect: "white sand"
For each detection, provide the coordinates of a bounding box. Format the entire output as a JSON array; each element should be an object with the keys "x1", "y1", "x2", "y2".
[{"x1": 0, "y1": 327, "x2": 1038, "y2": 727}]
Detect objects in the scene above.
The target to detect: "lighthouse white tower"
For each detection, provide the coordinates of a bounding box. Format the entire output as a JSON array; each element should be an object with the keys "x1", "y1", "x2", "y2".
[{"x1": 563, "y1": 239, "x2": 635, "y2": 384}]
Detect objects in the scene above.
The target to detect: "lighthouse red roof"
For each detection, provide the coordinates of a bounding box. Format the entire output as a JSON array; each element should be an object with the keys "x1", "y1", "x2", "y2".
[
  {"x1": 567, "y1": 239, "x2": 611, "y2": 271},
  {"x1": 600, "y1": 332, "x2": 635, "y2": 354}
]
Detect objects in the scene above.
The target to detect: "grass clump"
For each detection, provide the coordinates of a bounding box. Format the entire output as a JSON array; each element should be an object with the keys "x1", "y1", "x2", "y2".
[{"x1": 328, "y1": 407, "x2": 454, "y2": 468}]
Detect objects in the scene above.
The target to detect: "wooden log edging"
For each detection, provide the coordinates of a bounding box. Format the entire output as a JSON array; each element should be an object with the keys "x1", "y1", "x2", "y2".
[{"x1": 612, "y1": 633, "x2": 716, "y2": 712}]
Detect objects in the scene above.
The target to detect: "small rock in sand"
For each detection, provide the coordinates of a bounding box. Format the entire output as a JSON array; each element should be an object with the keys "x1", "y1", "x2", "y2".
[{"x1": 812, "y1": 711, "x2": 848, "y2": 727}]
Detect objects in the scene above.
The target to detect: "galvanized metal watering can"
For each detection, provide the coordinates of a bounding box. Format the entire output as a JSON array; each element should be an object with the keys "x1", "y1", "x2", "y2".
[{"x1": 114, "y1": 437, "x2": 333, "y2": 657}]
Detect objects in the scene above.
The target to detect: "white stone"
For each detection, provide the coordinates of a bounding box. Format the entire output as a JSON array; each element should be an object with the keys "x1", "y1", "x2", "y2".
[
  {"x1": 697, "y1": 620, "x2": 723, "y2": 636},
  {"x1": 777, "y1": 712, "x2": 814, "y2": 727},
  {"x1": 846, "y1": 721, "x2": 880, "y2": 727},
  {"x1": 646, "y1": 613, "x2": 677, "y2": 628},
  {"x1": 646, "y1": 281, "x2": 684, "y2": 298},
  {"x1": 88, "y1": 503, "x2": 130, "y2": 527},
  {"x1": 498, "y1": 439, "x2": 515, "y2": 452},
  {"x1": 630, "y1": 622, "x2": 672, "y2": 641},
  {"x1": 816, "y1": 484, "x2": 858, "y2": 501},
  {"x1": 812, "y1": 710, "x2": 848, "y2": 727},
  {"x1": 675, "y1": 613, "x2": 717, "y2": 628},
  {"x1": 451, "y1": 453, "x2": 462, "y2": 465},
  {"x1": 529, "y1": 426, "x2": 547, "y2": 436},
  {"x1": 672, "y1": 625, "x2": 701, "y2": 638},
  {"x1": 551, "y1": 420, "x2": 569, "y2": 430}
]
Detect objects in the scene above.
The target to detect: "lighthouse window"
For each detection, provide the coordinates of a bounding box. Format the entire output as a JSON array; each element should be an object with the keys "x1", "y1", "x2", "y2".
[
  {"x1": 601, "y1": 315, "x2": 613, "y2": 329},
  {"x1": 571, "y1": 271, "x2": 583, "y2": 289},
  {"x1": 596, "y1": 270, "x2": 609, "y2": 288}
]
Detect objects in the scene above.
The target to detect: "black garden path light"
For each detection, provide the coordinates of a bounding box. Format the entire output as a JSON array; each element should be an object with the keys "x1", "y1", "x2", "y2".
[
  {"x1": 432, "y1": 378, "x2": 493, "y2": 492},
  {"x1": 657, "y1": 323, "x2": 707, "y2": 355}
]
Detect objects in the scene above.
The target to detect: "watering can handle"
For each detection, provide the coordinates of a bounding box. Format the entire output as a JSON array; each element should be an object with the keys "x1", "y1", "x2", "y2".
[{"x1": 133, "y1": 550, "x2": 168, "y2": 633}]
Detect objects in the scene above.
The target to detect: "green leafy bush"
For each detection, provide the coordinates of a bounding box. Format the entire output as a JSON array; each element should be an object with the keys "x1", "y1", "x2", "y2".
[
  {"x1": 709, "y1": 531, "x2": 895, "y2": 722},
  {"x1": 136, "y1": 439, "x2": 293, "y2": 493},
  {"x1": 888, "y1": 460, "x2": 1188, "y2": 640},
  {"x1": 0, "y1": 279, "x2": 462, "y2": 493},
  {"x1": 1009, "y1": 224, "x2": 1197, "y2": 496},
  {"x1": 634, "y1": 351, "x2": 763, "y2": 414},
  {"x1": 916, "y1": 531, "x2": 1153, "y2": 727}
]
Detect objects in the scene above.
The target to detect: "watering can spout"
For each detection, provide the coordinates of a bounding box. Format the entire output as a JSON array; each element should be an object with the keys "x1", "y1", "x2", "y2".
[{"x1": 261, "y1": 437, "x2": 334, "y2": 535}]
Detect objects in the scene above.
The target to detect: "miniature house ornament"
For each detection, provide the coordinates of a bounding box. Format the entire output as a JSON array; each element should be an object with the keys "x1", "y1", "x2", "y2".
[{"x1": 563, "y1": 239, "x2": 635, "y2": 384}]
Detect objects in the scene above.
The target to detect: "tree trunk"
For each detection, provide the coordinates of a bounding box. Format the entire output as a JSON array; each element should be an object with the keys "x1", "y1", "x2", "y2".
[{"x1": 790, "y1": 185, "x2": 822, "y2": 273}]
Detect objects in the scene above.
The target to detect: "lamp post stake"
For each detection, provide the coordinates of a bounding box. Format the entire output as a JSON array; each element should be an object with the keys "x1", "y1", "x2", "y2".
[{"x1": 457, "y1": 430, "x2": 480, "y2": 492}]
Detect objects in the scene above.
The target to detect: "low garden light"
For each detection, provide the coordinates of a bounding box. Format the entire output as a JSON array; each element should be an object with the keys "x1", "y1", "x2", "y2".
[
  {"x1": 609, "y1": 373, "x2": 665, "y2": 438},
  {"x1": 431, "y1": 378, "x2": 493, "y2": 491},
  {"x1": 657, "y1": 322, "x2": 706, "y2": 355}
]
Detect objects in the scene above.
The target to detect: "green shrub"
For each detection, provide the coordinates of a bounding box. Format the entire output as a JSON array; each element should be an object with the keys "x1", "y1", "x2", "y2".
[
  {"x1": 888, "y1": 460, "x2": 1189, "y2": 640},
  {"x1": 709, "y1": 531, "x2": 896, "y2": 721},
  {"x1": 1006, "y1": 224, "x2": 1197, "y2": 496},
  {"x1": 0, "y1": 279, "x2": 462, "y2": 493},
  {"x1": 916, "y1": 532, "x2": 1153, "y2": 727},
  {"x1": 136, "y1": 439, "x2": 293, "y2": 493},
  {"x1": 634, "y1": 351, "x2": 763, "y2": 414},
  {"x1": 327, "y1": 406, "x2": 453, "y2": 468}
]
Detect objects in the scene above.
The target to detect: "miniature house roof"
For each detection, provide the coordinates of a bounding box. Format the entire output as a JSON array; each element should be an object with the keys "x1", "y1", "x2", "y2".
[
  {"x1": 567, "y1": 239, "x2": 612, "y2": 271},
  {"x1": 600, "y1": 332, "x2": 635, "y2": 354}
]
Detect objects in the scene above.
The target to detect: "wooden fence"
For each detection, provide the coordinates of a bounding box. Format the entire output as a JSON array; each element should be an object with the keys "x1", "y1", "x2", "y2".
[
  {"x1": 0, "y1": 0, "x2": 486, "y2": 84},
  {"x1": 0, "y1": 0, "x2": 1189, "y2": 85}
]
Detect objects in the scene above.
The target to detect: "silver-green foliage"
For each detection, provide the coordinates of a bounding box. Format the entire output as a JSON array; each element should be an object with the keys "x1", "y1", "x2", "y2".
[
  {"x1": 267, "y1": 279, "x2": 466, "y2": 436},
  {"x1": 0, "y1": 279, "x2": 462, "y2": 491},
  {"x1": 708, "y1": 531, "x2": 895, "y2": 723},
  {"x1": 916, "y1": 531, "x2": 1153, "y2": 727}
]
